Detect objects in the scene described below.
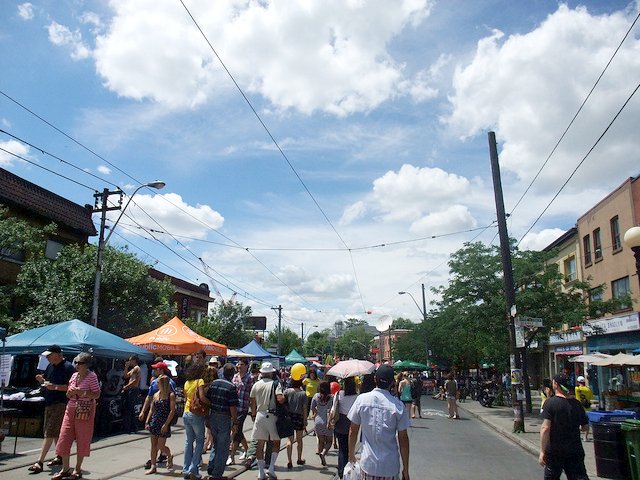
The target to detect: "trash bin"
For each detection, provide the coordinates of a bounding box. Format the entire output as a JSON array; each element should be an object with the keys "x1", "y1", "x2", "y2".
[
  {"x1": 622, "y1": 419, "x2": 640, "y2": 480},
  {"x1": 592, "y1": 422, "x2": 631, "y2": 479}
]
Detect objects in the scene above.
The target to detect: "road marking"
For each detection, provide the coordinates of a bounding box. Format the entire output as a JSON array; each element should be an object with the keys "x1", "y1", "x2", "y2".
[{"x1": 422, "y1": 408, "x2": 449, "y2": 418}]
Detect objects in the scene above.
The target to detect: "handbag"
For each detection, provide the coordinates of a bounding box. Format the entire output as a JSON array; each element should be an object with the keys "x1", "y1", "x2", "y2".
[
  {"x1": 190, "y1": 386, "x2": 210, "y2": 417},
  {"x1": 343, "y1": 461, "x2": 362, "y2": 480},
  {"x1": 75, "y1": 400, "x2": 92, "y2": 421},
  {"x1": 272, "y1": 381, "x2": 294, "y2": 438}
]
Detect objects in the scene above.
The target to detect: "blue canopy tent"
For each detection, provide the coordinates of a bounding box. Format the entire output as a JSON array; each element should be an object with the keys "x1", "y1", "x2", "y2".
[
  {"x1": 4, "y1": 319, "x2": 153, "y2": 361},
  {"x1": 240, "y1": 339, "x2": 282, "y2": 360}
]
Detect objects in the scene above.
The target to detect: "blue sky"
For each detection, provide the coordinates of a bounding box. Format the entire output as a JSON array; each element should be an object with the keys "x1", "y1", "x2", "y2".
[{"x1": 1, "y1": 1, "x2": 639, "y2": 335}]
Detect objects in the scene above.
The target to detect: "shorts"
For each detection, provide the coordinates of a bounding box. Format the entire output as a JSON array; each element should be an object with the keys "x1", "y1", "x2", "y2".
[
  {"x1": 362, "y1": 471, "x2": 399, "y2": 480},
  {"x1": 411, "y1": 396, "x2": 421, "y2": 407},
  {"x1": 290, "y1": 412, "x2": 305, "y2": 431},
  {"x1": 44, "y1": 403, "x2": 66, "y2": 438},
  {"x1": 251, "y1": 411, "x2": 280, "y2": 441}
]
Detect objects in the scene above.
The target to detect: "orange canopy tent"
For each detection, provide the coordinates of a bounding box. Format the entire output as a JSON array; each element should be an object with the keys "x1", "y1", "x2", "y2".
[{"x1": 126, "y1": 316, "x2": 226, "y2": 356}]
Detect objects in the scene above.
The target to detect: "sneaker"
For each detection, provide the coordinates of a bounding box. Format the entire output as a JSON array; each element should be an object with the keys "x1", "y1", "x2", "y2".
[
  {"x1": 145, "y1": 459, "x2": 152, "y2": 469},
  {"x1": 158, "y1": 453, "x2": 168, "y2": 463},
  {"x1": 226, "y1": 456, "x2": 234, "y2": 466},
  {"x1": 239, "y1": 452, "x2": 247, "y2": 461}
]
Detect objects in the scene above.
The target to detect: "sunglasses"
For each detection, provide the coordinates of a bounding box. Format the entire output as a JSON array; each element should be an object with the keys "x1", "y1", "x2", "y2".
[{"x1": 74, "y1": 361, "x2": 86, "y2": 365}]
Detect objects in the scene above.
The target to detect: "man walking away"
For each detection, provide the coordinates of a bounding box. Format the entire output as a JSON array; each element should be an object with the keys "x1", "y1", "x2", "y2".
[
  {"x1": 348, "y1": 364, "x2": 410, "y2": 480},
  {"x1": 206, "y1": 363, "x2": 239, "y2": 480},
  {"x1": 250, "y1": 362, "x2": 285, "y2": 480},
  {"x1": 539, "y1": 373, "x2": 589, "y2": 480},
  {"x1": 575, "y1": 376, "x2": 593, "y2": 442},
  {"x1": 230, "y1": 359, "x2": 254, "y2": 465},
  {"x1": 28, "y1": 345, "x2": 76, "y2": 474}
]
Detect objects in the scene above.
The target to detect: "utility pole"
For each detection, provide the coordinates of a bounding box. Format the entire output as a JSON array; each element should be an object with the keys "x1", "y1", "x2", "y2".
[
  {"x1": 488, "y1": 131, "x2": 525, "y2": 433},
  {"x1": 271, "y1": 305, "x2": 282, "y2": 356},
  {"x1": 421, "y1": 283, "x2": 427, "y2": 322},
  {"x1": 90, "y1": 188, "x2": 123, "y2": 327}
]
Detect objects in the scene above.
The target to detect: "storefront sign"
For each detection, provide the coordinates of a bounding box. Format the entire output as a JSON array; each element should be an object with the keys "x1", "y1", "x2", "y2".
[
  {"x1": 583, "y1": 313, "x2": 640, "y2": 336},
  {"x1": 549, "y1": 330, "x2": 583, "y2": 345},
  {"x1": 554, "y1": 344, "x2": 583, "y2": 354}
]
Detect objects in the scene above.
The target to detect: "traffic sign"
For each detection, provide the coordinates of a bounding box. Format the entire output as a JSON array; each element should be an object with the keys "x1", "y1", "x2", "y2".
[{"x1": 514, "y1": 316, "x2": 543, "y2": 328}]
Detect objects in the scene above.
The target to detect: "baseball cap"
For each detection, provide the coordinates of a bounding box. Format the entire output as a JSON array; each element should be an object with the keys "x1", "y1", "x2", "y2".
[
  {"x1": 42, "y1": 345, "x2": 62, "y2": 356},
  {"x1": 375, "y1": 364, "x2": 395, "y2": 388},
  {"x1": 151, "y1": 361, "x2": 169, "y2": 371},
  {"x1": 553, "y1": 373, "x2": 571, "y2": 393},
  {"x1": 577, "y1": 375, "x2": 586, "y2": 383}
]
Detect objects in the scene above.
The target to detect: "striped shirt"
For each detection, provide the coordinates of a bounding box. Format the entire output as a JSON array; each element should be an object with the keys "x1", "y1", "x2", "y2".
[
  {"x1": 233, "y1": 371, "x2": 254, "y2": 412},
  {"x1": 207, "y1": 378, "x2": 239, "y2": 415},
  {"x1": 67, "y1": 371, "x2": 100, "y2": 408}
]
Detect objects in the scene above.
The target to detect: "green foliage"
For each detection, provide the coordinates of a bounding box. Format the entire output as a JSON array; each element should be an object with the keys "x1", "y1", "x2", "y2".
[
  {"x1": 187, "y1": 300, "x2": 254, "y2": 349},
  {"x1": 265, "y1": 326, "x2": 301, "y2": 356},
  {"x1": 344, "y1": 318, "x2": 369, "y2": 330},
  {"x1": 303, "y1": 329, "x2": 332, "y2": 357},
  {"x1": 334, "y1": 326, "x2": 374, "y2": 360},
  {"x1": 394, "y1": 321, "x2": 429, "y2": 364},
  {"x1": 14, "y1": 243, "x2": 173, "y2": 337},
  {"x1": 391, "y1": 317, "x2": 416, "y2": 330}
]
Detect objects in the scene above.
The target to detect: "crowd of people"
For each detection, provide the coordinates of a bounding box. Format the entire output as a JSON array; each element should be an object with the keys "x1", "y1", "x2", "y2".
[{"x1": 26, "y1": 345, "x2": 418, "y2": 480}]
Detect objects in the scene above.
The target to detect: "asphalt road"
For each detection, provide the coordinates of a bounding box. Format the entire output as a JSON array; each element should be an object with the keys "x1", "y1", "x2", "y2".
[{"x1": 410, "y1": 397, "x2": 543, "y2": 479}]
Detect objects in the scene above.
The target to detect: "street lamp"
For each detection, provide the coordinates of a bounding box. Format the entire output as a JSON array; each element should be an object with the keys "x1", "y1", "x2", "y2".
[
  {"x1": 624, "y1": 226, "x2": 640, "y2": 289},
  {"x1": 90, "y1": 181, "x2": 165, "y2": 326},
  {"x1": 399, "y1": 285, "x2": 429, "y2": 365}
]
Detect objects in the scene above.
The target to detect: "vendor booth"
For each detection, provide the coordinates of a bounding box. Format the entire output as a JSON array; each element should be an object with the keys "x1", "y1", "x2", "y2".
[
  {"x1": 284, "y1": 350, "x2": 307, "y2": 366},
  {"x1": 240, "y1": 340, "x2": 283, "y2": 367},
  {"x1": 1, "y1": 319, "x2": 154, "y2": 440},
  {"x1": 126, "y1": 316, "x2": 227, "y2": 356}
]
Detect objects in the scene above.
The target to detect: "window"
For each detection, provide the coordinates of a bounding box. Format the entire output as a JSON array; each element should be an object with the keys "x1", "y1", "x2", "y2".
[
  {"x1": 583, "y1": 235, "x2": 592, "y2": 266},
  {"x1": 610, "y1": 216, "x2": 622, "y2": 252},
  {"x1": 590, "y1": 288, "x2": 603, "y2": 303},
  {"x1": 612, "y1": 276, "x2": 631, "y2": 309},
  {"x1": 594, "y1": 228, "x2": 602, "y2": 261},
  {"x1": 0, "y1": 245, "x2": 26, "y2": 263},
  {"x1": 45, "y1": 239, "x2": 66, "y2": 260},
  {"x1": 564, "y1": 256, "x2": 577, "y2": 283}
]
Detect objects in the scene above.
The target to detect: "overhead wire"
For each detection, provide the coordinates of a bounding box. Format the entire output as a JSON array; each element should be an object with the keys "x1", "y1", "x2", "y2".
[
  {"x1": 517, "y1": 81, "x2": 640, "y2": 246},
  {"x1": 178, "y1": 0, "x2": 368, "y2": 315},
  {"x1": 509, "y1": 10, "x2": 640, "y2": 216}
]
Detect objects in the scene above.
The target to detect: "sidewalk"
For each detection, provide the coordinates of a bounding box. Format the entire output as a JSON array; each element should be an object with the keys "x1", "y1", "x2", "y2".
[{"x1": 456, "y1": 398, "x2": 602, "y2": 479}]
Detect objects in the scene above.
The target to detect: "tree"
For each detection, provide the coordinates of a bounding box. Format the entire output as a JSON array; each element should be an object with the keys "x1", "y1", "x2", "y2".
[
  {"x1": 303, "y1": 329, "x2": 332, "y2": 358},
  {"x1": 334, "y1": 326, "x2": 374, "y2": 360},
  {"x1": 391, "y1": 317, "x2": 416, "y2": 330},
  {"x1": 15, "y1": 243, "x2": 174, "y2": 337},
  {"x1": 344, "y1": 318, "x2": 369, "y2": 330},
  {"x1": 188, "y1": 300, "x2": 254, "y2": 349},
  {"x1": 394, "y1": 321, "x2": 428, "y2": 363},
  {"x1": 265, "y1": 326, "x2": 301, "y2": 356}
]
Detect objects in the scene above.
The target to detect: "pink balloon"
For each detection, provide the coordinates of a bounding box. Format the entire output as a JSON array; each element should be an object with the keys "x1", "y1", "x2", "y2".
[{"x1": 330, "y1": 381, "x2": 340, "y2": 395}]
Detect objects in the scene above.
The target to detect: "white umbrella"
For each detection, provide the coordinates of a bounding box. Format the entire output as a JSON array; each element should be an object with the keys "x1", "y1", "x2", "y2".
[
  {"x1": 226, "y1": 349, "x2": 255, "y2": 358},
  {"x1": 569, "y1": 352, "x2": 612, "y2": 363},
  {"x1": 591, "y1": 352, "x2": 638, "y2": 366},
  {"x1": 326, "y1": 359, "x2": 376, "y2": 379}
]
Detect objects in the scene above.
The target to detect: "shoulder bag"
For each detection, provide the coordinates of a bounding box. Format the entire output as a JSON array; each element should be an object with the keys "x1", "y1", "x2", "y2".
[
  {"x1": 190, "y1": 384, "x2": 210, "y2": 417},
  {"x1": 272, "y1": 380, "x2": 294, "y2": 438}
]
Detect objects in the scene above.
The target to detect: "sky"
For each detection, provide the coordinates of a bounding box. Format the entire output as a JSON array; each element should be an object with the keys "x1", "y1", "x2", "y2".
[{"x1": 1, "y1": 0, "x2": 639, "y2": 336}]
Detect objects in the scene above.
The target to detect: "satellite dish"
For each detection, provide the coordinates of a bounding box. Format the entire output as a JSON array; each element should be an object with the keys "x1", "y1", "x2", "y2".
[{"x1": 376, "y1": 315, "x2": 393, "y2": 332}]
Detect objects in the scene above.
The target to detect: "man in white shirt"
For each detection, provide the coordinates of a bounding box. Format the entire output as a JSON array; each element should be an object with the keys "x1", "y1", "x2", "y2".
[{"x1": 348, "y1": 364, "x2": 411, "y2": 480}]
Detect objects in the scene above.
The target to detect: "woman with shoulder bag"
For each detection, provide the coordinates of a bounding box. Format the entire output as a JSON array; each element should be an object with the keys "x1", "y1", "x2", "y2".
[
  {"x1": 334, "y1": 377, "x2": 358, "y2": 479},
  {"x1": 53, "y1": 353, "x2": 100, "y2": 480},
  {"x1": 182, "y1": 364, "x2": 209, "y2": 480},
  {"x1": 284, "y1": 378, "x2": 308, "y2": 469}
]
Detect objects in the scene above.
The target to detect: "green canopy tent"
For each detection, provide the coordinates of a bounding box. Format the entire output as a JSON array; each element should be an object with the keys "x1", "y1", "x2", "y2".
[
  {"x1": 285, "y1": 349, "x2": 307, "y2": 366},
  {"x1": 393, "y1": 360, "x2": 428, "y2": 370}
]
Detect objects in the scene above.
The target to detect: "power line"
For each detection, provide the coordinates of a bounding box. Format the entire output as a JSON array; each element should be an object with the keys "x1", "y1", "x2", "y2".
[
  {"x1": 178, "y1": 0, "x2": 368, "y2": 315},
  {"x1": 518, "y1": 81, "x2": 640, "y2": 246},
  {"x1": 510, "y1": 10, "x2": 640, "y2": 216}
]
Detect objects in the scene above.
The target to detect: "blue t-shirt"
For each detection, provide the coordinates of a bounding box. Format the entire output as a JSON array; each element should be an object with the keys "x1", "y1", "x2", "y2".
[
  {"x1": 44, "y1": 360, "x2": 76, "y2": 406},
  {"x1": 147, "y1": 377, "x2": 176, "y2": 397}
]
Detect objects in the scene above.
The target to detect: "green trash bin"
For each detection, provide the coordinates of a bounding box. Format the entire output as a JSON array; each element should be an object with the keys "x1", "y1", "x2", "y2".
[{"x1": 622, "y1": 419, "x2": 640, "y2": 480}]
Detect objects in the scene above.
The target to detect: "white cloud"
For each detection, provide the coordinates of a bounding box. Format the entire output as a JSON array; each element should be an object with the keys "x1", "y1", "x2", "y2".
[
  {"x1": 446, "y1": 5, "x2": 640, "y2": 194},
  {"x1": 97, "y1": 165, "x2": 111, "y2": 175},
  {"x1": 518, "y1": 228, "x2": 567, "y2": 251},
  {"x1": 17, "y1": 3, "x2": 34, "y2": 20},
  {"x1": 0, "y1": 140, "x2": 29, "y2": 167},
  {"x1": 339, "y1": 201, "x2": 366, "y2": 225},
  {"x1": 91, "y1": 0, "x2": 434, "y2": 114},
  {"x1": 109, "y1": 192, "x2": 224, "y2": 241},
  {"x1": 47, "y1": 21, "x2": 91, "y2": 60},
  {"x1": 409, "y1": 204, "x2": 477, "y2": 235},
  {"x1": 372, "y1": 164, "x2": 471, "y2": 222}
]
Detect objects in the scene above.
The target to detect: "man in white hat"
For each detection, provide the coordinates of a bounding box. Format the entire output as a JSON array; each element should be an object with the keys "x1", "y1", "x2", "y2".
[
  {"x1": 250, "y1": 362, "x2": 285, "y2": 480},
  {"x1": 575, "y1": 375, "x2": 593, "y2": 441}
]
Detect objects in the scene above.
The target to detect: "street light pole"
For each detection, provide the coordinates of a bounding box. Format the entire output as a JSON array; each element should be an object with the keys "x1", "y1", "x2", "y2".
[
  {"x1": 399, "y1": 288, "x2": 429, "y2": 365},
  {"x1": 624, "y1": 226, "x2": 640, "y2": 290},
  {"x1": 90, "y1": 181, "x2": 165, "y2": 327}
]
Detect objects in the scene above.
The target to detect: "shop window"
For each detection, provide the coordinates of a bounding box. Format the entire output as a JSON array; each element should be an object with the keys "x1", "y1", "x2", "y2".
[
  {"x1": 593, "y1": 228, "x2": 602, "y2": 261},
  {"x1": 610, "y1": 216, "x2": 622, "y2": 253},
  {"x1": 583, "y1": 234, "x2": 592, "y2": 266},
  {"x1": 564, "y1": 256, "x2": 577, "y2": 283},
  {"x1": 612, "y1": 276, "x2": 631, "y2": 309}
]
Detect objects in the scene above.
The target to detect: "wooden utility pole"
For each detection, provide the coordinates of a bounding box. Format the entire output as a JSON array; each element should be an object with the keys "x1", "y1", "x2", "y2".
[{"x1": 488, "y1": 132, "x2": 525, "y2": 433}]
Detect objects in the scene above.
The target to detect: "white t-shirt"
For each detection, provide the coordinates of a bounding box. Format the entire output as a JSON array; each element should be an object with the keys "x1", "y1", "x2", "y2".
[
  {"x1": 348, "y1": 387, "x2": 410, "y2": 477},
  {"x1": 250, "y1": 378, "x2": 283, "y2": 412},
  {"x1": 338, "y1": 391, "x2": 358, "y2": 415}
]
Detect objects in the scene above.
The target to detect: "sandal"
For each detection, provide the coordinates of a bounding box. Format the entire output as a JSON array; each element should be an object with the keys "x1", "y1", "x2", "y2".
[
  {"x1": 166, "y1": 454, "x2": 174, "y2": 469},
  {"x1": 48, "y1": 457, "x2": 63, "y2": 466},
  {"x1": 28, "y1": 461, "x2": 44, "y2": 473},
  {"x1": 296, "y1": 459, "x2": 306, "y2": 465},
  {"x1": 52, "y1": 469, "x2": 73, "y2": 480},
  {"x1": 144, "y1": 467, "x2": 156, "y2": 475},
  {"x1": 69, "y1": 472, "x2": 83, "y2": 480}
]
